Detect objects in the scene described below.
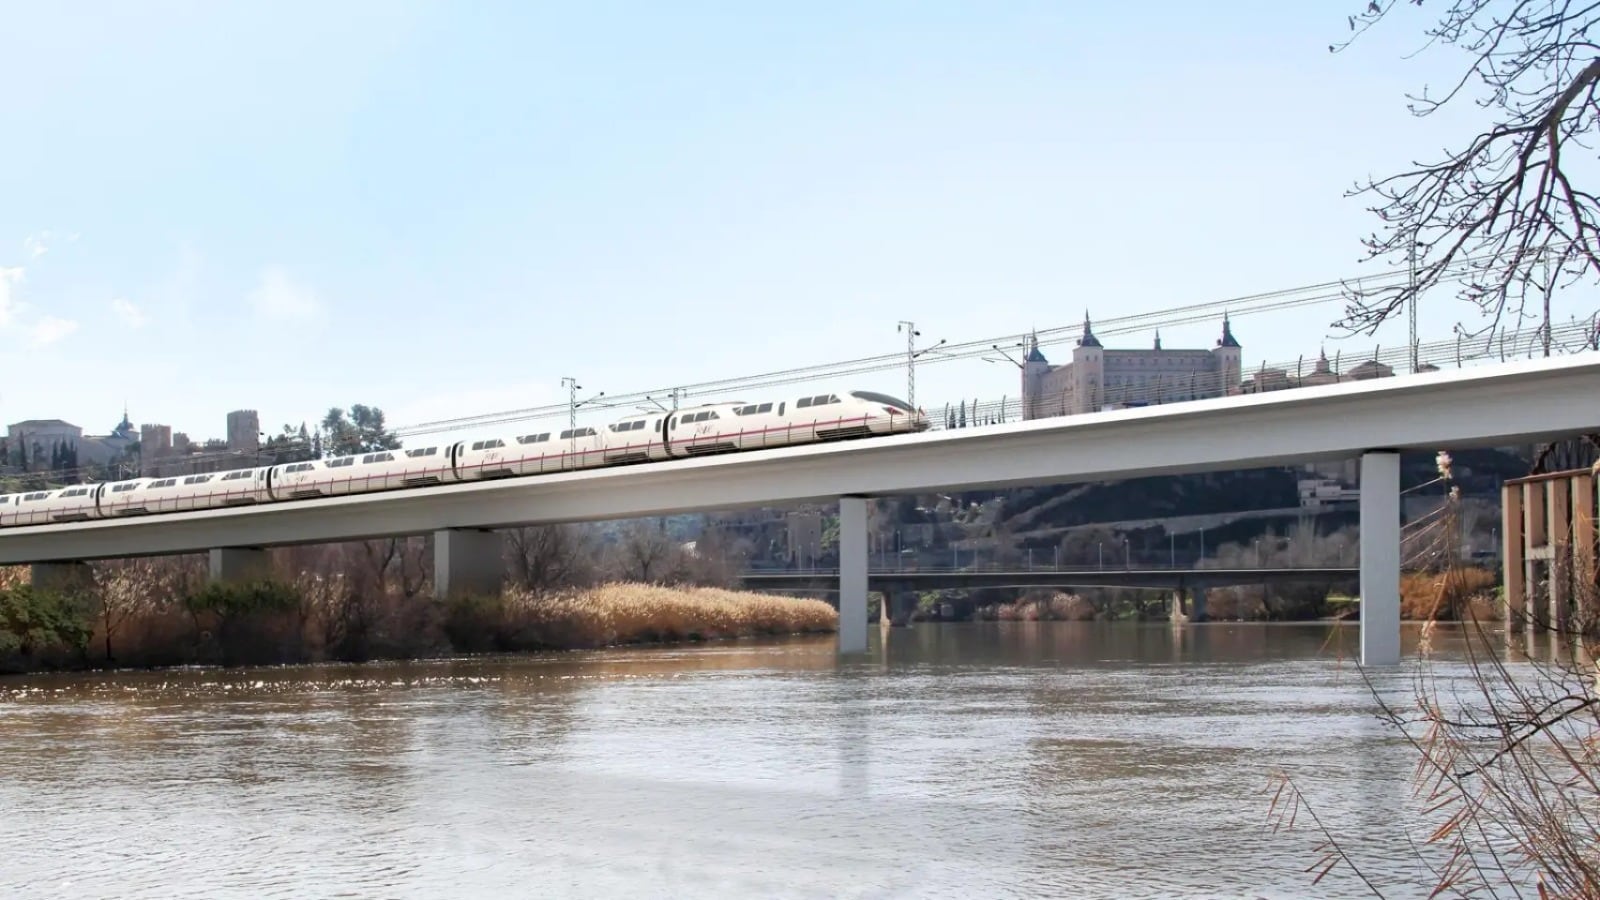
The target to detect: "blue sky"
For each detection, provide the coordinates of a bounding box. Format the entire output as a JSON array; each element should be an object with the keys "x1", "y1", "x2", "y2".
[{"x1": 1, "y1": 1, "x2": 1590, "y2": 444}]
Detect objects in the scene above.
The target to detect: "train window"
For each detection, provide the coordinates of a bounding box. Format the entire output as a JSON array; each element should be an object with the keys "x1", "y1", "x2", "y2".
[
  {"x1": 778, "y1": 402, "x2": 785, "y2": 415},
  {"x1": 221, "y1": 471, "x2": 252, "y2": 480},
  {"x1": 516, "y1": 433, "x2": 550, "y2": 444},
  {"x1": 183, "y1": 475, "x2": 212, "y2": 485},
  {"x1": 406, "y1": 447, "x2": 438, "y2": 457},
  {"x1": 558, "y1": 429, "x2": 573, "y2": 440},
  {"x1": 113, "y1": 483, "x2": 137, "y2": 492},
  {"x1": 328, "y1": 458, "x2": 354, "y2": 468},
  {"x1": 796, "y1": 397, "x2": 812, "y2": 408}
]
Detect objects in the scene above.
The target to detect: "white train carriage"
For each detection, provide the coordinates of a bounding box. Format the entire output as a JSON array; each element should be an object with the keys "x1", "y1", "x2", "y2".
[
  {"x1": 17, "y1": 484, "x2": 104, "y2": 524},
  {"x1": 0, "y1": 384, "x2": 932, "y2": 532},
  {"x1": 663, "y1": 403, "x2": 753, "y2": 457},
  {"x1": 842, "y1": 390, "x2": 927, "y2": 435},
  {"x1": 601, "y1": 416, "x2": 666, "y2": 465},
  {"x1": 98, "y1": 478, "x2": 151, "y2": 516},
  {"x1": 267, "y1": 459, "x2": 328, "y2": 501},
  {"x1": 9, "y1": 488, "x2": 65, "y2": 526},
  {"x1": 456, "y1": 426, "x2": 607, "y2": 480}
]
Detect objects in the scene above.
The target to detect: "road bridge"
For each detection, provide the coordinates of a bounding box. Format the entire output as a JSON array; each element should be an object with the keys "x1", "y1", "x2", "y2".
[
  {"x1": 1, "y1": 353, "x2": 1596, "y2": 666},
  {"x1": 739, "y1": 566, "x2": 1357, "y2": 592},
  {"x1": 741, "y1": 565, "x2": 1359, "y2": 624}
]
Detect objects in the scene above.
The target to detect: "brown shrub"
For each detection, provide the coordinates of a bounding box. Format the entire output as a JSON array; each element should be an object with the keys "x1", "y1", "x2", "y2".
[
  {"x1": 1400, "y1": 566, "x2": 1498, "y2": 621},
  {"x1": 981, "y1": 590, "x2": 1097, "y2": 622}
]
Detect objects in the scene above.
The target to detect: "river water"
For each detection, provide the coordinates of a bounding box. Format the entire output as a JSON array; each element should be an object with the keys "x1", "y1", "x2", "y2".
[{"x1": 0, "y1": 622, "x2": 1558, "y2": 899}]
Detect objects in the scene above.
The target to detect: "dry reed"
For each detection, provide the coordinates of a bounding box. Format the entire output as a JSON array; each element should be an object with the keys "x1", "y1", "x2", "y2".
[{"x1": 455, "y1": 583, "x2": 837, "y2": 651}]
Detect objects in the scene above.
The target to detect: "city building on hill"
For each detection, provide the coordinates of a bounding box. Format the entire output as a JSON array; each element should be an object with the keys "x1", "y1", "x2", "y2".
[
  {"x1": 227, "y1": 409, "x2": 260, "y2": 453},
  {"x1": 6, "y1": 408, "x2": 140, "y2": 470},
  {"x1": 1020, "y1": 314, "x2": 1243, "y2": 419},
  {"x1": 3, "y1": 406, "x2": 266, "y2": 481},
  {"x1": 1239, "y1": 348, "x2": 1396, "y2": 395}
]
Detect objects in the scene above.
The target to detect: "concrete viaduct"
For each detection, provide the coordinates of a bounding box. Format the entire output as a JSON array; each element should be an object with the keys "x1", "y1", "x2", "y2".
[{"x1": 0, "y1": 353, "x2": 1595, "y2": 667}]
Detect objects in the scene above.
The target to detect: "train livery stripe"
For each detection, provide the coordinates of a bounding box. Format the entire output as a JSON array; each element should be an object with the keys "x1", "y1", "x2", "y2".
[{"x1": 4, "y1": 408, "x2": 920, "y2": 527}]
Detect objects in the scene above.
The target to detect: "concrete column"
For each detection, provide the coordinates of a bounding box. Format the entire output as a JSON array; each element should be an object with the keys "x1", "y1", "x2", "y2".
[
  {"x1": 209, "y1": 547, "x2": 271, "y2": 583},
  {"x1": 433, "y1": 528, "x2": 505, "y2": 601},
  {"x1": 1190, "y1": 585, "x2": 1209, "y2": 623},
  {"x1": 1169, "y1": 588, "x2": 1188, "y2": 623},
  {"x1": 881, "y1": 587, "x2": 916, "y2": 627},
  {"x1": 838, "y1": 496, "x2": 869, "y2": 654},
  {"x1": 1360, "y1": 450, "x2": 1402, "y2": 667},
  {"x1": 31, "y1": 561, "x2": 93, "y2": 595}
]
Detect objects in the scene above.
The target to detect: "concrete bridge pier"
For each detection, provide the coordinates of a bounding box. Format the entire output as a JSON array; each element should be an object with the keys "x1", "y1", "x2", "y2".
[
  {"x1": 31, "y1": 561, "x2": 94, "y2": 595},
  {"x1": 209, "y1": 547, "x2": 271, "y2": 583},
  {"x1": 879, "y1": 585, "x2": 917, "y2": 628},
  {"x1": 839, "y1": 496, "x2": 868, "y2": 654},
  {"x1": 434, "y1": 528, "x2": 505, "y2": 601},
  {"x1": 1360, "y1": 450, "x2": 1402, "y2": 667},
  {"x1": 1169, "y1": 585, "x2": 1209, "y2": 623}
]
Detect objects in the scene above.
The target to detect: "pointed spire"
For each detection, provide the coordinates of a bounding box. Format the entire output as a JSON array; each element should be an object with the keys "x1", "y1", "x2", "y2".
[
  {"x1": 1153, "y1": 330, "x2": 1163, "y2": 351},
  {"x1": 1025, "y1": 327, "x2": 1047, "y2": 363},
  {"x1": 1218, "y1": 312, "x2": 1240, "y2": 348},
  {"x1": 1078, "y1": 310, "x2": 1102, "y2": 348}
]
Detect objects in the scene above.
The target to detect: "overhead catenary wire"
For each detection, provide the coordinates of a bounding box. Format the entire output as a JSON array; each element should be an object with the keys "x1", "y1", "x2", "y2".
[
  {"x1": 1, "y1": 254, "x2": 1579, "y2": 486},
  {"x1": 390, "y1": 249, "x2": 1511, "y2": 438},
  {"x1": 6, "y1": 312, "x2": 1578, "y2": 490}
]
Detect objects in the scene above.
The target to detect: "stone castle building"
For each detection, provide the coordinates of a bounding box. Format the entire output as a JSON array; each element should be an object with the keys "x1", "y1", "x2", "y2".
[{"x1": 1021, "y1": 314, "x2": 1243, "y2": 419}]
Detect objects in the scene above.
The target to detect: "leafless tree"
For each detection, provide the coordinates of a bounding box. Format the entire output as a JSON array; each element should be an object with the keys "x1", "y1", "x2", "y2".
[
  {"x1": 1334, "y1": 1, "x2": 1600, "y2": 349},
  {"x1": 506, "y1": 524, "x2": 598, "y2": 589},
  {"x1": 610, "y1": 518, "x2": 684, "y2": 583}
]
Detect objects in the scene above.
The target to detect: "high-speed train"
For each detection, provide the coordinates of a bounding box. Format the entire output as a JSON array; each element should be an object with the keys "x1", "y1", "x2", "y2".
[{"x1": 0, "y1": 389, "x2": 929, "y2": 528}]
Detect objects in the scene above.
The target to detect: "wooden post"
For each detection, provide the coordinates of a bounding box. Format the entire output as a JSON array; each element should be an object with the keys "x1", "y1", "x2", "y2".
[
  {"x1": 1574, "y1": 474, "x2": 1597, "y2": 629},
  {"x1": 1504, "y1": 483, "x2": 1526, "y2": 632},
  {"x1": 1525, "y1": 482, "x2": 1546, "y2": 630},
  {"x1": 1550, "y1": 477, "x2": 1572, "y2": 634}
]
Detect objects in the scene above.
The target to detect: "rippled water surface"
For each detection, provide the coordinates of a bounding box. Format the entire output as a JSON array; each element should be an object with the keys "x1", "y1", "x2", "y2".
[{"x1": 0, "y1": 622, "x2": 1553, "y2": 898}]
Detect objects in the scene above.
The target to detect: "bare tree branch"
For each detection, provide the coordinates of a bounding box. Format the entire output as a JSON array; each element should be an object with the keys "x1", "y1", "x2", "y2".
[{"x1": 1335, "y1": 0, "x2": 1600, "y2": 339}]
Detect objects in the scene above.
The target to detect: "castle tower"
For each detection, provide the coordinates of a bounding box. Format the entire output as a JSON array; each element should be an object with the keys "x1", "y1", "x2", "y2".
[
  {"x1": 1022, "y1": 330, "x2": 1049, "y2": 419},
  {"x1": 1211, "y1": 313, "x2": 1242, "y2": 396},
  {"x1": 1071, "y1": 311, "x2": 1104, "y2": 413}
]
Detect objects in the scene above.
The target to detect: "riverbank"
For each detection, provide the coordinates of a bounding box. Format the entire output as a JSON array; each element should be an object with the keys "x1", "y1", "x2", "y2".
[
  {"x1": 968, "y1": 566, "x2": 1501, "y2": 623},
  {"x1": 0, "y1": 575, "x2": 837, "y2": 674}
]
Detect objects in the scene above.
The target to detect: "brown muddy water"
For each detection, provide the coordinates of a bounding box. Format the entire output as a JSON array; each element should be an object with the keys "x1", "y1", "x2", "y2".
[{"x1": 0, "y1": 622, "x2": 1557, "y2": 898}]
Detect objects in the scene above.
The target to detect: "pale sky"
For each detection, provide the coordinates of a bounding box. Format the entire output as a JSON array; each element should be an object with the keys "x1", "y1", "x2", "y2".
[{"x1": 1, "y1": 1, "x2": 1592, "y2": 445}]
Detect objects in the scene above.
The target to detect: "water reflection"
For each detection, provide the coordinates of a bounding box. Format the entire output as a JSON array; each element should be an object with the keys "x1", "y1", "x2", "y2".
[{"x1": 0, "y1": 623, "x2": 1559, "y2": 899}]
